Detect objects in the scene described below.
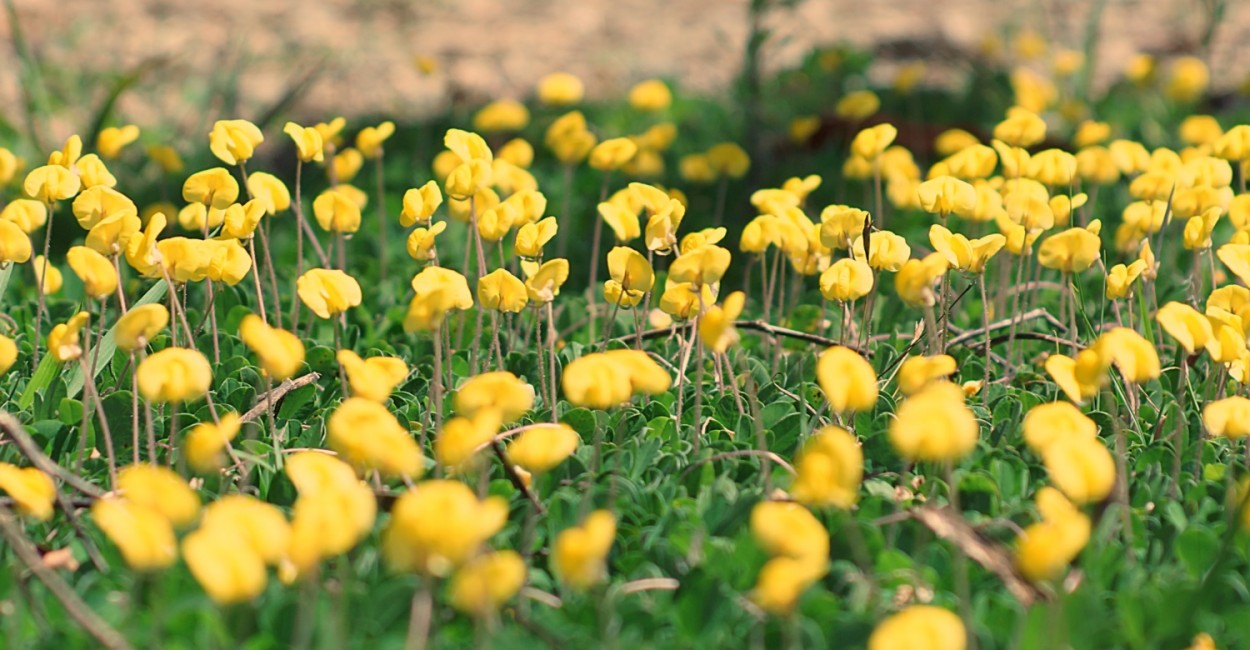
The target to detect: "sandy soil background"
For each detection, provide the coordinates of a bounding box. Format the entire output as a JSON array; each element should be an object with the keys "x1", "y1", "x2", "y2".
[{"x1": 2, "y1": 0, "x2": 1250, "y2": 140}]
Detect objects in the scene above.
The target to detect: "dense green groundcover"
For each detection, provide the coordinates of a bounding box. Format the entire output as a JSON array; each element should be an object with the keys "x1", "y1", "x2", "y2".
[{"x1": 3, "y1": 35, "x2": 1250, "y2": 650}]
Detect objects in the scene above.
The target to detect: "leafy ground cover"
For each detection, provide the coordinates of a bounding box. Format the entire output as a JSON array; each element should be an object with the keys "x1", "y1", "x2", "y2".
[{"x1": 2, "y1": 22, "x2": 1250, "y2": 650}]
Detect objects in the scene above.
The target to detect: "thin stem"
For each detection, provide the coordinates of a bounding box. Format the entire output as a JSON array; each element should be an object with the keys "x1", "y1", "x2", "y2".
[
  {"x1": 375, "y1": 154, "x2": 388, "y2": 287},
  {"x1": 248, "y1": 238, "x2": 268, "y2": 324},
  {"x1": 292, "y1": 159, "x2": 306, "y2": 326},
  {"x1": 33, "y1": 203, "x2": 54, "y2": 367},
  {"x1": 546, "y1": 302, "x2": 559, "y2": 423},
  {"x1": 405, "y1": 578, "x2": 434, "y2": 650},
  {"x1": 978, "y1": 274, "x2": 991, "y2": 406}
]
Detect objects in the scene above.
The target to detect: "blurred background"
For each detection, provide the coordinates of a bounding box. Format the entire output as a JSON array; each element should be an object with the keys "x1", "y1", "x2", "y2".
[{"x1": 3, "y1": 0, "x2": 1249, "y2": 141}]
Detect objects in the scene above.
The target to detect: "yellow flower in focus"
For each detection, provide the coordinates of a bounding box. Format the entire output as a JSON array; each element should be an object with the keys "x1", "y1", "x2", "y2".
[
  {"x1": 835, "y1": 90, "x2": 880, "y2": 121},
  {"x1": 506, "y1": 423, "x2": 579, "y2": 474},
  {"x1": 400, "y1": 181, "x2": 443, "y2": 228},
  {"x1": 77, "y1": 154, "x2": 116, "y2": 189},
  {"x1": 114, "y1": 304, "x2": 168, "y2": 353},
  {"x1": 182, "y1": 526, "x2": 267, "y2": 605},
  {"x1": 928, "y1": 225, "x2": 1005, "y2": 273},
  {"x1": 0, "y1": 464, "x2": 55, "y2": 520},
  {"x1": 819, "y1": 258, "x2": 873, "y2": 302},
  {"x1": 136, "y1": 347, "x2": 212, "y2": 404},
  {"x1": 337, "y1": 350, "x2": 408, "y2": 402},
  {"x1": 284, "y1": 122, "x2": 325, "y2": 163},
  {"x1": 868, "y1": 605, "x2": 966, "y2": 650},
  {"x1": 297, "y1": 268, "x2": 363, "y2": 319},
  {"x1": 0, "y1": 221, "x2": 32, "y2": 265},
  {"x1": 91, "y1": 497, "x2": 177, "y2": 571},
  {"x1": 894, "y1": 253, "x2": 948, "y2": 307},
  {"x1": 1, "y1": 198, "x2": 47, "y2": 233},
  {"x1": 816, "y1": 346, "x2": 878, "y2": 414},
  {"x1": 382, "y1": 479, "x2": 507, "y2": 576},
  {"x1": 1043, "y1": 436, "x2": 1115, "y2": 504},
  {"x1": 47, "y1": 311, "x2": 90, "y2": 363},
  {"x1": 1184, "y1": 207, "x2": 1222, "y2": 250},
  {"x1": 406, "y1": 221, "x2": 446, "y2": 262},
  {"x1": 918, "y1": 176, "x2": 977, "y2": 217},
  {"x1": 24, "y1": 164, "x2": 81, "y2": 203},
  {"x1": 313, "y1": 188, "x2": 362, "y2": 234},
  {"x1": 889, "y1": 382, "x2": 979, "y2": 462},
  {"x1": 524, "y1": 258, "x2": 570, "y2": 303},
  {"x1": 117, "y1": 463, "x2": 201, "y2": 527},
  {"x1": 183, "y1": 168, "x2": 239, "y2": 209},
  {"x1": 554, "y1": 510, "x2": 617, "y2": 589},
  {"x1": 450, "y1": 551, "x2": 526, "y2": 617},
  {"x1": 538, "y1": 72, "x2": 584, "y2": 106},
  {"x1": 328, "y1": 398, "x2": 423, "y2": 478},
  {"x1": 478, "y1": 268, "x2": 528, "y2": 313},
  {"x1": 1037, "y1": 227, "x2": 1101, "y2": 273},
  {"x1": 184, "y1": 412, "x2": 242, "y2": 474},
  {"x1": 209, "y1": 119, "x2": 264, "y2": 165},
  {"x1": 790, "y1": 425, "x2": 862, "y2": 510},
  {"x1": 897, "y1": 354, "x2": 957, "y2": 396},
  {"x1": 220, "y1": 200, "x2": 266, "y2": 240},
  {"x1": 96, "y1": 125, "x2": 140, "y2": 159},
  {"x1": 515, "y1": 217, "x2": 558, "y2": 259}
]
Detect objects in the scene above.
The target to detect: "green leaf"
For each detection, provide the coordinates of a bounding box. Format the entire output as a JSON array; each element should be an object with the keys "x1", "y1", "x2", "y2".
[
  {"x1": 57, "y1": 398, "x2": 84, "y2": 426},
  {"x1": 1175, "y1": 527, "x2": 1220, "y2": 577},
  {"x1": 18, "y1": 351, "x2": 60, "y2": 411}
]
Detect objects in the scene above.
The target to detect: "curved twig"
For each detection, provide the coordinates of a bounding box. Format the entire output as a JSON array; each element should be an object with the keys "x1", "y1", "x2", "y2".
[
  {"x1": 0, "y1": 413, "x2": 105, "y2": 498},
  {"x1": 240, "y1": 373, "x2": 321, "y2": 424},
  {"x1": 678, "y1": 450, "x2": 796, "y2": 480}
]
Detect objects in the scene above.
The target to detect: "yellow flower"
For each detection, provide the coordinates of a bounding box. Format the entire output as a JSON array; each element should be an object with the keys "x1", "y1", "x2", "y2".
[
  {"x1": 606, "y1": 246, "x2": 655, "y2": 298},
  {"x1": 928, "y1": 225, "x2": 1005, "y2": 273},
  {"x1": 332, "y1": 148, "x2": 364, "y2": 183},
  {"x1": 0, "y1": 221, "x2": 32, "y2": 265},
  {"x1": 1091, "y1": 327, "x2": 1160, "y2": 383},
  {"x1": 706, "y1": 142, "x2": 751, "y2": 179},
  {"x1": 1183, "y1": 206, "x2": 1222, "y2": 250},
  {"x1": 477, "y1": 268, "x2": 528, "y2": 313},
  {"x1": 182, "y1": 525, "x2": 267, "y2": 605},
  {"x1": 29, "y1": 255, "x2": 60, "y2": 295},
  {"x1": 1166, "y1": 56, "x2": 1209, "y2": 103},
  {"x1": 182, "y1": 168, "x2": 239, "y2": 209},
  {"x1": 1022, "y1": 401, "x2": 1097, "y2": 455},
  {"x1": 450, "y1": 551, "x2": 526, "y2": 617},
  {"x1": 328, "y1": 398, "x2": 424, "y2": 478},
  {"x1": 946, "y1": 145, "x2": 998, "y2": 180},
  {"x1": 524, "y1": 258, "x2": 570, "y2": 303},
  {"x1": 750, "y1": 556, "x2": 827, "y2": 616},
  {"x1": 917, "y1": 176, "x2": 977, "y2": 217},
  {"x1": 454, "y1": 371, "x2": 535, "y2": 422},
  {"x1": 356, "y1": 121, "x2": 395, "y2": 158},
  {"x1": 835, "y1": 90, "x2": 880, "y2": 121},
  {"x1": 434, "y1": 411, "x2": 504, "y2": 472},
  {"x1": 184, "y1": 412, "x2": 242, "y2": 474},
  {"x1": 412, "y1": 265, "x2": 474, "y2": 310},
  {"x1": 1043, "y1": 436, "x2": 1115, "y2": 504},
  {"x1": 789, "y1": 115, "x2": 821, "y2": 145},
  {"x1": 790, "y1": 425, "x2": 862, "y2": 510},
  {"x1": 699, "y1": 291, "x2": 745, "y2": 352},
  {"x1": 851, "y1": 229, "x2": 911, "y2": 271},
  {"x1": 897, "y1": 354, "x2": 957, "y2": 396},
  {"x1": 0, "y1": 464, "x2": 55, "y2": 520},
  {"x1": 382, "y1": 479, "x2": 507, "y2": 576},
  {"x1": 472, "y1": 100, "x2": 529, "y2": 133},
  {"x1": 628, "y1": 80, "x2": 672, "y2": 112},
  {"x1": 1, "y1": 199, "x2": 47, "y2": 234},
  {"x1": 1105, "y1": 260, "x2": 1147, "y2": 300},
  {"x1": 1014, "y1": 488, "x2": 1091, "y2": 582},
  {"x1": 894, "y1": 253, "x2": 948, "y2": 307},
  {"x1": 47, "y1": 311, "x2": 90, "y2": 363},
  {"x1": 24, "y1": 164, "x2": 81, "y2": 203},
  {"x1": 209, "y1": 119, "x2": 264, "y2": 165},
  {"x1": 1156, "y1": 302, "x2": 1214, "y2": 355},
  {"x1": 246, "y1": 173, "x2": 291, "y2": 215},
  {"x1": 114, "y1": 304, "x2": 168, "y2": 353},
  {"x1": 993, "y1": 107, "x2": 1047, "y2": 148},
  {"x1": 85, "y1": 211, "x2": 141, "y2": 256},
  {"x1": 282, "y1": 452, "x2": 376, "y2": 578},
  {"x1": 297, "y1": 268, "x2": 363, "y2": 319},
  {"x1": 1026, "y1": 149, "x2": 1077, "y2": 186},
  {"x1": 1037, "y1": 227, "x2": 1101, "y2": 273},
  {"x1": 816, "y1": 346, "x2": 878, "y2": 414},
  {"x1": 147, "y1": 145, "x2": 184, "y2": 174},
  {"x1": 117, "y1": 463, "x2": 201, "y2": 527},
  {"x1": 868, "y1": 605, "x2": 966, "y2": 650},
  {"x1": 283, "y1": 122, "x2": 325, "y2": 163},
  {"x1": 1187, "y1": 633, "x2": 1219, "y2": 650},
  {"x1": 337, "y1": 350, "x2": 408, "y2": 402},
  {"x1": 514, "y1": 217, "x2": 558, "y2": 259},
  {"x1": 96, "y1": 125, "x2": 140, "y2": 159},
  {"x1": 312, "y1": 188, "x2": 362, "y2": 234},
  {"x1": 400, "y1": 181, "x2": 443, "y2": 228},
  {"x1": 72, "y1": 185, "x2": 136, "y2": 231},
  {"x1": 202, "y1": 239, "x2": 253, "y2": 286},
  {"x1": 819, "y1": 258, "x2": 873, "y2": 302},
  {"x1": 239, "y1": 315, "x2": 304, "y2": 381},
  {"x1": 589, "y1": 138, "x2": 639, "y2": 172},
  {"x1": 506, "y1": 423, "x2": 579, "y2": 474},
  {"x1": 848, "y1": 125, "x2": 897, "y2": 163},
  {"x1": 91, "y1": 497, "x2": 177, "y2": 571},
  {"x1": 554, "y1": 510, "x2": 617, "y2": 589},
  {"x1": 136, "y1": 348, "x2": 212, "y2": 404},
  {"x1": 1203, "y1": 397, "x2": 1250, "y2": 439},
  {"x1": 751, "y1": 500, "x2": 829, "y2": 568},
  {"x1": 668, "y1": 244, "x2": 731, "y2": 287},
  {"x1": 405, "y1": 221, "x2": 446, "y2": 262},
  {"x1": 1044, "y1": 350, "x2": 1104, "y2": 404},
  {"x1": 218, "y1": 200, "x2": 265, "y2": 241},
  {"x1": 562, "y1": 350, "x2": 670, "y2": 409},
  {"x1": 889, "y1": 382, "x2": 979, "y2": 462},
  {"x1": 77, "y1": 154, "x2": 116, "y2": 188},
  {"x1": 200, "y1": 495, "x2": 290, "y2": 565},
  {"x1": 537, "y1": 72, "x2": 584, "y2": 106},
  {"x1": 0, "y1": 335, "x2": 15, "y2": 375}
]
